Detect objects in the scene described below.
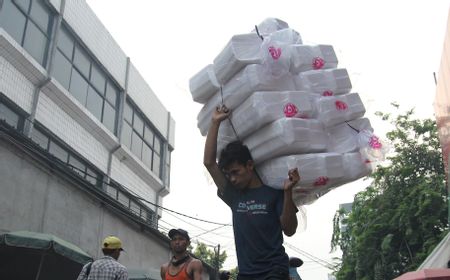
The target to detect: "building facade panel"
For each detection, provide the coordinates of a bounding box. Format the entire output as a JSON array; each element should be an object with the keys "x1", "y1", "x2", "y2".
[
  {"x1": 127, "y1": 63, "x2": 170, "y2": 137},
  {"x1": 36, "y1": 93, "x2": 110, "y2": 172},
  {"x1": 110, "y1": 155, "x2": 158, "y2": 210},
  {"x1": 0, "y1": 138, "x2": 170, "y2": 270},
  {"x1": 62, "y1": 0, "x2": 128, "y2": 88},
  {"x1": 0, "y1": 55, "x2": 35, "y2": 113},
  {"x1": 0, "y1": 143, "x2": 49, "y2": 233}
]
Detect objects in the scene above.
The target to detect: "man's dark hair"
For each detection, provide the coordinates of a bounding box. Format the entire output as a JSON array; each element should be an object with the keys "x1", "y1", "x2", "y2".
[
  {"x1": 102, "y1": 248, "x2": 119, "y2": 256},
  {"x1": 219, "y1": 271, "x2": 230, "y2": 280},
  {"x1": 218, "y1": 141, "x2": 253, "y2": 169}
]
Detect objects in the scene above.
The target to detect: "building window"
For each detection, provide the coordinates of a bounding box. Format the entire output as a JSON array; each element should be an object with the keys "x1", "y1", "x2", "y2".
[
  {"x1": 0, "y1": 0, "x2": 54, "y2": 67},
  {"x1": 121, "y1": 100, "x2": 166, "y2": 179},
  {"x1": 106, "y1": 181, "x2": 158, "y2": 229},
  {"x1": 52, "y1": 25, "x2": 120, "y2": 135},
  {"x1": 30, "y1": 126, "x2": 102, "y2": 187},
  {"x1": 0, "y1": 99, "x2": 25, "y2": 131}
]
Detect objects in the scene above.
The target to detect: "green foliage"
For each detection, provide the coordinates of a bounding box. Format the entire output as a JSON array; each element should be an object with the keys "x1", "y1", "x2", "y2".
[
  {"x1": 193, "y1": 242, "x2": 227, "y2": 270},
  {"x1": 331, "y1": 109, "x2": 448, "y2": 280}
]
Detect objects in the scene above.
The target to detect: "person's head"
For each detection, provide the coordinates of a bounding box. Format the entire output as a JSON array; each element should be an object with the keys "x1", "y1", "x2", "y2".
[
  {"x1": 219, "y1": 270, "x2": 231, "y2": 280},
  {"x1": 168, "y1": 229, "x2": 190, "y2": 255},
  {"x1": 101, "y1": 236, "x2": 124, "y2": 260},
  {"x1": 219, "y1": 141, "x2": 256, "y2": 190}
]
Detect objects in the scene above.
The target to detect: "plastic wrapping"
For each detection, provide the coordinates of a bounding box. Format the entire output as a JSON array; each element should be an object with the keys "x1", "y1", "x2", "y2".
[
  {"x1": 294, "y1": 68, "x2": 352, "y2": 96},
  {"x1": 289, "y1": 45, "x2": 338, "y2": 74},
  {"x1": 358, "y1": 130, "x2": 390, "y2": 168},
  {"x1": 243, "y1": 118, "x2": 327, "y2": 164},
  {"x1": 213, "y1": 33, "x2": 263, "y2": 85},
  {"x1": 216, "y1": 91, "x2": 313, "y2": 148},
  {"x1": 326, "y1": 118, "x2": 373, "y2": 153},
  {"x1": 290, "y1": 152, "x2": 372, "y2": 206},
  {"x1": 197, "y1": 64, "x2": 296, "y2": 135},
  {"x1": 257, "y1": 153, "x2": 345, "y2": 190},
  {"x1": 312, "y1": 92, "x2": 366, "y2": 127},
  {"x1": 261, "y1": 37, "x2": 292, "y2": 78},
  {"x1": 253, "y1": 18, "x2": 289, "y2": 36},
  {"x1": 189, "y1": 64, "x2": 220, "y2": 104}
]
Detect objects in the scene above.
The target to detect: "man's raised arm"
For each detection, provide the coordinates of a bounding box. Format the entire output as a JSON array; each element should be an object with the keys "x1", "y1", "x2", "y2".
[{"x1": 203, "y1": 105, "x2": 230, "y2": 193}]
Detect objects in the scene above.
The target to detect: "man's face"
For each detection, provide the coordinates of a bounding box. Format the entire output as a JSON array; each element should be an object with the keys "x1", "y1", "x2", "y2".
[
  {"x1": 223, "y1": 161, "x2": 254, "y2": 190},
  {"x1": 170, "y1": 234, "x2": 189, "y2": 254}
]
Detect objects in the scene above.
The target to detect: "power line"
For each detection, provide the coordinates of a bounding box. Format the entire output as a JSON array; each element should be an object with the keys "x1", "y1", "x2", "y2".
[{"x1": 284, "y1": 242, "x2": 334, "y2": 269}]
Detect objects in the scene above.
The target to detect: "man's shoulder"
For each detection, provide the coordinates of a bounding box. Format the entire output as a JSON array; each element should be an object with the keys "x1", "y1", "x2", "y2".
[{"x1": 187, "y1": 258, "x2": 203, "y2": 270}]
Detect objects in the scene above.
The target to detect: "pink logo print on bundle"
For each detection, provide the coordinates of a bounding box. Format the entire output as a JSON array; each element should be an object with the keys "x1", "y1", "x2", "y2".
[
  {"x1": 314, "y1": 176, "x2": 329, "y2": 186},
  {"x1": 312, "y1": 57, "x2": 325, "y2": 69},
  {"x1": 323, "y1": 90, "x2": 333, "y2": 96},
  {"x1": 369, "y1": 135, "x2": 382, "y2": 149},
  {"x1": 335, "y1": 100, "x2": 348, "y2": 111},
  {"x1": 284, "y1": 103, "x2": 298, "y2": 117},
  {"x1": 268, "y1": 46, "x2": 282, "y2": 60}
]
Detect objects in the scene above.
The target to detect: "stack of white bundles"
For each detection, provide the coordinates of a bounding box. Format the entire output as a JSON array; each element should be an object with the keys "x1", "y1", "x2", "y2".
[
  {"x1": 189, "y1": 64, "x2": 220, "y2": 103},
  {"x1": 190, "y1": 18, "x2": 385, "y2": 205},
  {"x1": 294, "y1": 68, "x2": 352, "y2": 96},
  {"x1": 244, "y1": 118, "x2": 327, "y2": 164},
  {"x1": 312, "y1": 92, "x2": 366, "y2": 127},
  {"x1": 289, "y1": 45, "x2": 338, "y2": 74},
  {"x1": 326, "y1": 118, "x2": 373, "y2": 153},
  {"x1": 216, "y1": 91, "x2": 314, "y2": 150},
  {"x1": 197, "y1": 64, "x2": 296, "y2": 135}
]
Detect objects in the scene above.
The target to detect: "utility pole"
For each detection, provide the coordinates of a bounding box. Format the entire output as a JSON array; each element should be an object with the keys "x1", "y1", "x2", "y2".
[{"x1": 215, "y1": 244, "x2": 221, "y2": 277}]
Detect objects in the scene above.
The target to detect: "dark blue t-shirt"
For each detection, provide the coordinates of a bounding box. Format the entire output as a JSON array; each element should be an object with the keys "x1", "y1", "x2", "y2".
[{"x1": 218, "y1": 184, "x2": 289, "y2": 276}]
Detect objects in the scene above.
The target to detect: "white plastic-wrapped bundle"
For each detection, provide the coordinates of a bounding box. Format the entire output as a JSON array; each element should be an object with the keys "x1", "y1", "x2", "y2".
[
  {"x1": 216, "y1": 91, "x2": 313, "y2": 147},
  {"x1": 257, "y1": 153, "x2": 345, "y2": 190},
  {"x1": 189, "y1": 64, "x2": 220, "y2": 104},
  {"x1": 197, "y1": 64, "x2": 296, "y2": 135},
  {"x1": 341, "y1": 152, "x2": 372, "y2": 180},
  {"x1": 294, "y1": 68, "x2": 352, "y2": 96},
  {"x1": 213, "y1": 33, "x2": 263, "y2": 85},
  {"x1": 312, "y1": 92, "x2": 366, "y2": 127},
  {"x1": 292, "y1": 152, "x2": 371, "y2": 205},
  {"x1": 289, "y1": 45, "x2": 338, "y2": 74},
  {"x1": 244, "y1": 118, "x2": 327, "y2": 164},
  {"x1": 253, "y1": 18, "x2": 289, "y2": 35},
  {"x1": 326, "y1": 118, "x2": 373, "y2": 153},
  {"x1": 267, "y1": 28, "x2": 302, "y2": 45}
]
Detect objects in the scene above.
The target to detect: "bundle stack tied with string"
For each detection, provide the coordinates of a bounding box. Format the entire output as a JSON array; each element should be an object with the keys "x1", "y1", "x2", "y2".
[{"x1": 189, "y1": 18, "x2": 388, "y2": 205}]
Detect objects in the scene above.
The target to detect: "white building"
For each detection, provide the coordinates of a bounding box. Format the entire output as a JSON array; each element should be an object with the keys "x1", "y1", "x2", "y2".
[{"x1": 0, "y1": 0, "x2": 179, "y2": 277}]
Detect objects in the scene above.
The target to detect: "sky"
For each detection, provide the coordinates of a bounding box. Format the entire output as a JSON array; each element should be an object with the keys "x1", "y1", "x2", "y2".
[{"x1": 86, "y1": 1, "x2": 450, "y2": 279}]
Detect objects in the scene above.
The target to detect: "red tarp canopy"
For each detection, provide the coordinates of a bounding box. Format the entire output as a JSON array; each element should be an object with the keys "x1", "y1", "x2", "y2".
[{"x1": 394, "y1": 269, "x2": 450, "y2": 280}]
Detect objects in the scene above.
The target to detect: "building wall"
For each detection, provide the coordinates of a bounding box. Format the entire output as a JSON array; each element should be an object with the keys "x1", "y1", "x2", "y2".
[
  {"x1": 435, "y1": 9, "x2": 450, "y2": 174},
  {"x1": 0, "y1": 0, "x2": 175, "y2": 207},
  {"x1": 0, "y1": 0, "x2": 178, "y2": 274},
  {"x1": 0, "y1": 134, "x2": 171, "y2": 269},
  {"x1": 430, "y1": 7, "x2": 450, "y2": 269}
]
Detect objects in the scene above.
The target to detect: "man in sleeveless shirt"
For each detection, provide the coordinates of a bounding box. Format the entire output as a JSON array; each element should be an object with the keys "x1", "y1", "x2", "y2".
[
  {"x1": 160, "y1": 229, "x2": 203, "y2": 280},
  {"x1": 204, "y1": 105, "x2": 300, "y2": 280}
]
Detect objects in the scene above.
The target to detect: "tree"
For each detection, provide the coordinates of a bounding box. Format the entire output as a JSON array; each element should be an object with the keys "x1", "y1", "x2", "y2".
[
  {"x1": 193, "y1": 242, "x2": 227, "y2": 270},
  {"x1": 331, "y1": 107, "x2": 449, "y2": 280}
]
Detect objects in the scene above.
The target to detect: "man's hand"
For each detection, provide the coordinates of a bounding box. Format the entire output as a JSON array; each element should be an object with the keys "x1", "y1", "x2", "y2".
[
  {"x1": 212, "y1": 105, "x2": 231, "y2": 124},
  {"x1": 283, "y1": 168, "x2": 300, "y2": 191}
]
